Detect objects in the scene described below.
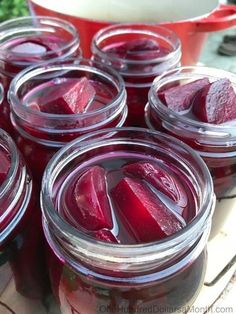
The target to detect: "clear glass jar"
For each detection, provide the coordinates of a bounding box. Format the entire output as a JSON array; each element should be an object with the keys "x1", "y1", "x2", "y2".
[
  {"x1": 0, "y1": 83, "x2": 8, "y2": 131},
  {"x1": 0, "y1": 16, "x2": 81, "y2": 134},
  {"x1": 92, "y1": 24, "x2": 181, "y2": 127},
  {"x1": 41, "y1": 127, "x2": 215, "y2": 314},
  {"x1": 9, "y1": 58, "x2": 127, "y2": 183},
  {"x1": 146, "y1": 66, "x2": 236, "y2": 237},
  {"x1": 0, "y1": 129, "x2": 49, "y2": 314}
]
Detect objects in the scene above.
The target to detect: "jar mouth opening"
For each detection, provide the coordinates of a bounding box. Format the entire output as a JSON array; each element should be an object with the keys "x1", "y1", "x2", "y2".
[
  {"x1": 92, "y1": 23, "x2": 181, "y2": 67},
  {"x1": 0, "y1": 16, "x2": 80, "y2": 66},
  {"x1": 41, "y1": 127, "x2": 214, "y2": 257},
  {"x1": 9, "y1": 58, "x2": 127, "y2": 122},
  {"x1": 0, "y1": 129, "x2": 19, "y2": 203},
  {"x1": 150, "y1": 66, "x2": 236, "y2": 143}
]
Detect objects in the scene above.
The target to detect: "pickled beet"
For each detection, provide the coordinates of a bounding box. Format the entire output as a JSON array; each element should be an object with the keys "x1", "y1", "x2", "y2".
[
  {"x1": 192, "y1": 78, "x2": 236, "y2": 124},
  {"x1": 38, "y1": 77, "x2": 96, "y2": 114},
  {"x1": 106, "y1": 39, "x2": 170, "y2": 60},
  {"x1": 123, "y1": 161, "x2": 188, "y2": 216},
  {"x1": 0, "y1": 147, "x2": 10, "y2": 185},
  {"x1": 158, "y1": 78, "x2": 210, "y2": 112},
  {"x1": 57, "y1": 155, "x2": 196, "y2": 244},
  {"x1": 71, "y1": 166, "x2": 113, "y2": 231},
  {"x1": 111, "y1": 177, "x2": 184, "y2": 242},
  {"x1": 5, "y1": 36, "x2": 66, "y2": 63}
]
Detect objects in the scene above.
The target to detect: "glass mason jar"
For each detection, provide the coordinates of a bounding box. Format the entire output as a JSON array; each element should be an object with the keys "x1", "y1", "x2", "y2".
[
  {"x1": 0, "y1": 83, "x2": 9, "y2": 131},
  {"x1": 0, "y1": 16, "x2": 81, "y2": 134},
  {"x1": 9, "y1": 58, "x2": 127, "y2": 183},
  {"x1": 0, "y1": 129, "x2": 49, "y2": 314},
  {"x1": 146, "y1": 66, "x2": 236, "y2": 237},
  {"x1": 41, "y1": 128, "x2": 215, "y2": 314},
  {"x1": 91, "y1": 24, "x2": 181, "y2": 127}
]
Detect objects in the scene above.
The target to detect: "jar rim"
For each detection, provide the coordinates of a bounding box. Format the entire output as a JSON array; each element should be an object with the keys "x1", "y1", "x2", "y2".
[
  {"x1": 8, "y1": 58, "x2": 127, "y2": 121},
  {"x1": 91, "y1": 23, "x2": 181, "y2": 66},
  {"x1": 149, "y1": 66, "x2": 236, "y2": 146},
  {"x1": 41, "y1": 127, "x2": 215, "y2": 267},
  {"x1": 0, "y1": 83, "x2": 3, "y2": 105},
  {"x1": 0, "y1": 16, "x2": 80, "y2": 66},
  {"x1": 0, "y1": 129, "x2": 19, "y2": 199}
]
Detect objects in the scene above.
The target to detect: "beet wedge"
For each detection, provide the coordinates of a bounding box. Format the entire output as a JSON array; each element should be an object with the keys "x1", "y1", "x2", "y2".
[
  {"x1": 192, "y1": 78, "x2": 236, "y2": 124},
  {"x1": 158, "y1": 78, "x2": 210, "y2": 112},
  {"x1": 111, "y1": 177, "x2": 184, "y2": 242},
  {"x1": 106, "y1": 39, "x2": 170, "y2": 60},
  {"x1": 72, "y1": 166, "x2": 113, "y2": 231},
  {"x1": 123, "y1": 161, "x2": 188, "y2": 215},
  {"x1": 40, "y1": 77, "x2": 96, "y2": 114}
]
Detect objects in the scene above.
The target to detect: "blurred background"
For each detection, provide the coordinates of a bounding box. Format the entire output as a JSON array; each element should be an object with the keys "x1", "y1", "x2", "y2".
[{"x1": 0, "y1": 0, "x2": 28, "y2": 22}]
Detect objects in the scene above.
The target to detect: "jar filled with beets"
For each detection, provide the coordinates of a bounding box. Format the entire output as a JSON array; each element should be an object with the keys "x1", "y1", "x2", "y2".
[
  {"x1": 41, "y1": 127, "x2": 215, "y2": 314},
  {"x1": 9, "y1": 58, "x2": 127, "y2": 183},
  {"x1": 0, "y1": 129, "x2": 49, "y2": 314},
  {"x1": 91, "y1": 24, "x2": 181, "y2": 127},
  {"x1": 146, "y1": 66, "x2": 236, "y2": 237},
  {"x1": 0, "y1": 16, "x2": 81, "y2": 134}
]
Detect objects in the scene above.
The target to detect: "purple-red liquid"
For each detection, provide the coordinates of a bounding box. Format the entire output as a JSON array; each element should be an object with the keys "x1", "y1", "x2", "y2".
[
  {"x1": 0, "y1": 35, "x2": 71, "y2": 134},
  {"x1": 96, "y1": 38, "x2": 172, "y2": 127},
  {"x1": 148, "y1": 77, "x2": 236, "y2": 199},
  {"x1": 46, "y1": 152, "x2": 205, "y2": 314},
  {"x1": 0, "y1": 144, "x2": 48, "y2": 301},
  {"x1": 13, "y1": 77, "x2": 125, "y2": 182},
  {"x1": 56, "y1": 153, "x2": 197, "y2": 243}
]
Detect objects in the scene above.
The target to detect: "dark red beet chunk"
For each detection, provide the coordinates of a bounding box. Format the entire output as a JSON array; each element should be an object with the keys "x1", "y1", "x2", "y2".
[
  {"x1": 0, "y1": 148, "x2": 10, "y2": 185},
  {"x1": 106, "y1": 39, "x2": 170, "y2": 60},
  {"x1": 39, "y1": 77, "x2": 96, "y2": 114},
  {"x1": 111, "y1": 177, "x2": 184, "y2": 242},
  {"x1": 72, "y1": 166, "x2": 113, "y2": 231},
  {"x1": 158, "y1": 78, "x2": 210, "y2": 112},
  {"x1": 192, "y1": 78, "x2": 236, "y2": 124},
  {"x1": 123, "y1": 161, "x2": 188, "y2": 216}
]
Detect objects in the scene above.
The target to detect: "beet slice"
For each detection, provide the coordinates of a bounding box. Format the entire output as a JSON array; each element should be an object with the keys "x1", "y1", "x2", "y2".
[
  {"x1": 72, "y1": 166, "x2": 113, "y2": 231},
  {"x1": 125, "y1": 39, "x2": 170, "y2": 60},
  {"x1": 111, "y1": 177, "x2": 184, "y2": 242},
  {"x1": 158, "y1": 78, "x2": 210, "y2": 112},
  {"x1": 123, "y1": 161, "x2": 188, "y2": 216},
  {"x1": 106, "y1": 39, "x2": 170, "y2": 60},
  {"x1": 192, "y1": 78, "x2": 236, "y2": 124},
  {"x1": 40, "y1": 77, "x2": 96, "y2": 114},
  {"x1": 0, "y1": 148, "x2": 10, "y2": 185}
]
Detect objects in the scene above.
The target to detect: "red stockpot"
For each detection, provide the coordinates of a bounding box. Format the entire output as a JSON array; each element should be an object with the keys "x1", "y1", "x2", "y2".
[{"x1": 28, "y1": 1, "x2": 236, "y2": 65}]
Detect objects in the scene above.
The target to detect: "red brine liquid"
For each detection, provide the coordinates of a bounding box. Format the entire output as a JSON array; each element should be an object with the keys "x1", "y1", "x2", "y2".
[
  {"x1": 146, "y1": 71, "x2": 236, "y2": 236},
  {"x1": 1, "y1": 35, "x2": 67, "y2": 68},
  {"x1": 152, "y1": 77, "x2": 236, "y2": 197},
  {"x1": 92, "y1": 24, "x2": 181, "y2": 127},
  {"x1": 0, "y1": 16, "x2": 80, "y2": 135},
  {"x1": 0, "y1": 35, "x2": 68, "y2": 134},
  {"x1": 10, "y1": 64, "x2": 127, "y2": 183},
  {"x1": 56, "y1": 153, "x2": 197, "y2": 243},
  {"x1": 47, "y1": 151, "x2": 207, "y2": 314},
  {"x1": 25, "y1": 77, "x2": 113, "y2": 117},
  {"x1": 103, "y1": 40, "x2": 171, "y2": 127},
  {"x1": 0, "y1": 130, "x2": 49, "y2": 312}
]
